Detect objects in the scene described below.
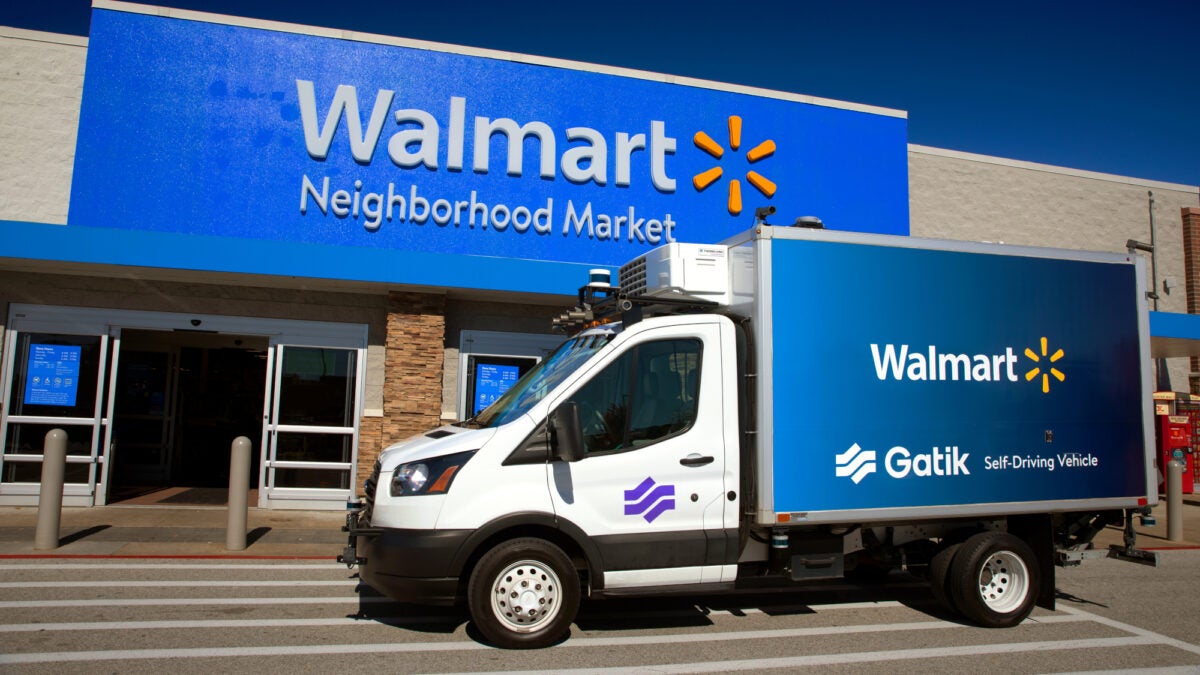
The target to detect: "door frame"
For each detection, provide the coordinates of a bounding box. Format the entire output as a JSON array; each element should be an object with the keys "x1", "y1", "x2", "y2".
[
  {"x1": 0, "y1": 322, "x2": 110, "y2": 507},
  {"x1": 259, "y1": 342, "x2": 365, "y2": 509},
  {"x1": 2, "y1": 304, "x2": 367, "y2": 508}
]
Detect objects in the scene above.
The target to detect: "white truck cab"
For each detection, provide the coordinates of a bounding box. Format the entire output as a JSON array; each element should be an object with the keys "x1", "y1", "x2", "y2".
[{"x1": 349, "y1": 312, "x2": 744, "y2": 647}]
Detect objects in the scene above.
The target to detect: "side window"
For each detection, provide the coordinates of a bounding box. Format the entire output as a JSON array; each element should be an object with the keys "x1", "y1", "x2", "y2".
[{"x1": 565, "y1": 338, "x2": 701, "y2": 456}]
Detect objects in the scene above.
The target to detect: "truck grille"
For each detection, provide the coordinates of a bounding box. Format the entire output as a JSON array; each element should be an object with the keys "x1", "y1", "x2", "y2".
[{"x1": 619, "y1": 256, "x2": 647, "y2": 296}]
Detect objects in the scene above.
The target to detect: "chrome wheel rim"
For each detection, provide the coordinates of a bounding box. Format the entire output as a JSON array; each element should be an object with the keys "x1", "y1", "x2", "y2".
[
  {"x1": 977, "y1": 550, "x2": 1029, "y2": 614},
  {"x1": 489, "y1": 559, "x2": 562, "y2": 633}
]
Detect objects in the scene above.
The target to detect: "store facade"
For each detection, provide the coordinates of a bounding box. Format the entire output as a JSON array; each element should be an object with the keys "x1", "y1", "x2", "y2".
[{"x1": 1, "y1": 3, "x2": 1197, "y2": 510}]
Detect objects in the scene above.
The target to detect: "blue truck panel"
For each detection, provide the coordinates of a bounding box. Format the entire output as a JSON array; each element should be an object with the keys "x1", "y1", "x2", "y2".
[{"x1": 765, "y1": 235, "x2": 1149, "y2": 515}]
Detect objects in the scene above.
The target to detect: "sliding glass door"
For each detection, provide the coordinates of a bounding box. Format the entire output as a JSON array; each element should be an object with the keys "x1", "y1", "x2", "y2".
[{"x1": 260, "y1": 344, "x2": 361, "y2": 507}]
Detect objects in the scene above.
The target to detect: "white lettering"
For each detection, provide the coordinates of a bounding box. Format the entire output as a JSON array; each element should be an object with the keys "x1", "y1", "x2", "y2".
[
  {"x1": 650, "y1": 121, "x2": 676, "y2": 192},
  {"x1": 885, "y1": 445, "x2": 970, "y2": 478},
  {"x1": 409, "y1": 184, "x2": 429, "y2": 223},
  {"x1": 564, "y1": 200, "x2": 593, "y2": 237},
  {"x1": 300, "y1": 82, "x2": 678, "y2": 192},
  {"x1": 615, "y1": 132, "x2": 645, "y2": 187},
  {"x1": 561, "y1": 128, "x2": 607, "y2": 185},
  {"x1": 447, "y1": 97, "x2": 466, "y2": 171},
  {"x1": 871, "y1": 344, "x2": 1021, "y2": 384},
  {"x1": 491, "y1": 203, "x2": 510, "y2": 230},
  {"x1": 512, "y1": 205, "x2": 531, "y2": 232},
  {"x1": 299, "y1": 177, "x2": 674, "y2": 245},
  {"x1": 473, "y1": 117, "x2": 556, "y2": 178},
  {"x1": 296, "y1": 80, "x2": 392, "y2": 163},
  {"x1": 431, "y1": 198, "x2": 452, "y2": 226},
  {"x1": 534, "y1": 199, "x2": 553, "y2": 234},
  {"x1": 387, "y1": 108, "x2": 439, "y2": 169},
  {"x1": 362, "y1": 192, "x2": 383, "y2": 230},
  {"x1": 300, "y1": 175, "x2": 329, "y2": 215}
]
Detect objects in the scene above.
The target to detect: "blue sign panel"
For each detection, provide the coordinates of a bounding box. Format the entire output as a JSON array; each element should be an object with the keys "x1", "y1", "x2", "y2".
[
  {"x1": 474, "y1": 363, "x2": 521, "y2": 416},
  {"x1": 769, "y1": 238, "x2": 1146, "y2": 513},
  {"x1": 69, "y1": 8, "x2": 908, "y2": 285},
  {"x1": 25, "y1": 344, "x2": 82, "y2": 407}
]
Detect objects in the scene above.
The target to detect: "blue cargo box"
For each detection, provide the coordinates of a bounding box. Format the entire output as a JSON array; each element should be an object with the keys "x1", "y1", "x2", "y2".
[{"x1": 727, "y1": 227, "x2": 1155, "y2": 525}]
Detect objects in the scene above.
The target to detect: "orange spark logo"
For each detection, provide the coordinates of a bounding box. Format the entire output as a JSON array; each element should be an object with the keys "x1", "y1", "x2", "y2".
[{"x1": 691, "y1": 115, "x2": 777, "y2": 216}]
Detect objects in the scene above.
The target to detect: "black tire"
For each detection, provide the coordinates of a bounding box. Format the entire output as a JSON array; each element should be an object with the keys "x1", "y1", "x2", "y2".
[
  {"x1": 928, "y1": 541, "x2": 961, "y2": 614},
  {"x1": 948, "y1": 531, "x2": 1039, "y2": 628},
  {"x1": 467, "y1": 538, "x2": 580, "y2": 649}
]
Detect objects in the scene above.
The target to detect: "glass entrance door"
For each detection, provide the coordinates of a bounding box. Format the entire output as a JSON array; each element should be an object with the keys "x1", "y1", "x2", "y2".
[
  {"x1": 4, "y1": 304, "x2": 366, "y2": 510},
  {"x1": 109, "y1": 346, "x2": 176, "y2": 496},
  {"x1": 261, "y1": 344, "x2": 361, "y2": 508},
  {"x1": 1, "y1": 330, "x2": 110, "y2": 506}
]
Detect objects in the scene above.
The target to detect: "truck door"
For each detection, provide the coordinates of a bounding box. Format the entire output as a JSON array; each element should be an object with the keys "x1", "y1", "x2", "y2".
[{"x1": 547, "y1": 320, "x2": 732, "y2": 589}]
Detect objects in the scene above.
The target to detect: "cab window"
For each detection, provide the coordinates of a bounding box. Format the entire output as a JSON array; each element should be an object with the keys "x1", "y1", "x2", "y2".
[{"x1": 564, "y1": 339, "x2": 701, "y2": 456}]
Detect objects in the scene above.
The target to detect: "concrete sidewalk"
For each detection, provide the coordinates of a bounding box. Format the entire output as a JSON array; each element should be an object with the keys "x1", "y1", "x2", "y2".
[
  {"x1": 0, "y1": 498, "x2": 1196, "y2": 559},
  {"x1": 0, "y1": 505, "x2": 348, "y2": 557}
]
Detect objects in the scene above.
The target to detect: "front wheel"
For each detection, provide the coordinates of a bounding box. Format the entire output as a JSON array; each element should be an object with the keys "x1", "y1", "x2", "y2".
[
  {"x1": 948, "y1": 531, "x2": 1039, "y2": 628},
  {"x1": 467, "y1": 538, "x2": 580, "y2": 649}
]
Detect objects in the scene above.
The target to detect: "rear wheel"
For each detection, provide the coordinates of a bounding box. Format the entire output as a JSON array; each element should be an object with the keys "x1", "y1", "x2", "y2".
[
  {"x1": 928, "y1": 541, "x2": 961, "y2": 614},
  {"x1": 948, "y1": 531, "x2": 1039, "y2": 628},
  {"x1": 467, "y1": 538, "x2": 580, "y2": 649}
]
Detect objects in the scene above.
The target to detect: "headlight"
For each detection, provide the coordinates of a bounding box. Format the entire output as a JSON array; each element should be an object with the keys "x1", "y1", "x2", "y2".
[{"x1": 390, "y1": 450, "x2": 476, "y2": 497}]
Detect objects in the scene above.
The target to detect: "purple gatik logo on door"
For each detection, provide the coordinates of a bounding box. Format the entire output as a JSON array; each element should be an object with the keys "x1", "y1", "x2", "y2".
[{"x1": 624, "y1": 477, "x2": 675, "y2": 523}]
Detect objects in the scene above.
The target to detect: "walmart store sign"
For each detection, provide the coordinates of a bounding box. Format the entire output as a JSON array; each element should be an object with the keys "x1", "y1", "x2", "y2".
[{"x1": 71, "y1": 8, "x2": 908, "y2": 269}]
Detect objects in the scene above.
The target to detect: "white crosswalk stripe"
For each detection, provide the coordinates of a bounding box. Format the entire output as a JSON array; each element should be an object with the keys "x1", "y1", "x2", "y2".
[{"x1": 0, "y1": 556, "x2": 1196, "y2": 673}]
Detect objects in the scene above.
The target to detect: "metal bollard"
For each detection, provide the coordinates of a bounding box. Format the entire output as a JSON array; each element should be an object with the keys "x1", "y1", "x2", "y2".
[
  {"x1": 1167, "y1": 459, "x2": 1185, "y2": 543},
  {"x1": 34, "y1": 429, "x2": 68, "y2": 550},
  {"x1": 226, "y1": 436, "x2": 252, "y2": 551}
]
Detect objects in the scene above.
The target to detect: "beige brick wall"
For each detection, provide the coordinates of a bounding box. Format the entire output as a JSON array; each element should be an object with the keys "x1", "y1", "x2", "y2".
[
  {"x1": 0, "y1": 28, "x2": 86, "y2": 225},
  {"x1": 909, "y1": 145, "x2": 1200, "y2": 389},
  {"x1": 1184, "y1": 208, "x2": 1200, "y2": 392},
  {"x1": 381, "y1": 290, "x2": 445, "y2": 442}
]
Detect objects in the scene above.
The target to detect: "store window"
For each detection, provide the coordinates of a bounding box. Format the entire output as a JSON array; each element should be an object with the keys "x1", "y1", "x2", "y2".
[
  {"x1": 266, "y1": 346, "x2": 358, "y2": 492},
  {"x1": 6, "y1": 334, "x2": 102, "y2": 420},
  {"x1": 3, "y1": 333, "x2": 104, "y2": 486}
]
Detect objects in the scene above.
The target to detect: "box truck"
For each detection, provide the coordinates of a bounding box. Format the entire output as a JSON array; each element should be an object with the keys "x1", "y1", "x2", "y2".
[{"x1": 341, "y1": 225, "x2": 1158, "y2": 649}]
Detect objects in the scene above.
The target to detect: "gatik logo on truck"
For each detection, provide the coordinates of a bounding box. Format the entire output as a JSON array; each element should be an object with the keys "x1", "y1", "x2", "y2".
[
  {"x1": 624, "y1": 477, "x2": 676, "y2": 523},
  {"x1": 836, "y1": 443, "x2": 969, "y2": 483},
  {"x1": 294, "y1": 80, "x2": 777, "y2": 238},
  {"x1": 870, "y1": 336, "x2": 1066, "y2": 394}
]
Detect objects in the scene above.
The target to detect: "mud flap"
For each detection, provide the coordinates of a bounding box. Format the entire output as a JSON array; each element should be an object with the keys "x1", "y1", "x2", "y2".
[{"x1": 1008, "y1": 514, "x2": 1056, "y2": 611}]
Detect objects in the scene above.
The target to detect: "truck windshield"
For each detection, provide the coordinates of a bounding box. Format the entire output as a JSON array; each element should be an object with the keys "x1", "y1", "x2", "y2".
[{"x1": 465, "y1": 330, "x2": 615, "y2": 429}]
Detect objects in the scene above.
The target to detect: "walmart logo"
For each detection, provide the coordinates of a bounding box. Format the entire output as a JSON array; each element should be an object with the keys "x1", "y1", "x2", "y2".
[
  {"x1": 692, "y1": 115, "x2": 777, "y2": 216},
  {"x1": 871, "y1": 337, "x2": 1066, "y2": 394},
  {"x1": 1024, "y1": 337, "x2": 1065, "y2": 394}
]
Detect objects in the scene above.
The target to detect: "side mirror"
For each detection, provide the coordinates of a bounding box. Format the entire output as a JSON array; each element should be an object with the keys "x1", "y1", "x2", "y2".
[{"x1": 549, "y1": 402, "x2": 585, "y2": 463}]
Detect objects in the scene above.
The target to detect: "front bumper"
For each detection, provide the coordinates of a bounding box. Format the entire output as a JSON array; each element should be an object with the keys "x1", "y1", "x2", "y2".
[{"x1": 339, "y1": 507, "x2": 472, "y2": 606}]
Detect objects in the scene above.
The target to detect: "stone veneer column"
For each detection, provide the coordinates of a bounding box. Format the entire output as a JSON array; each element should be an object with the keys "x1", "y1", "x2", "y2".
[
  {"x1": 1183, "y1": 208, "x2": 1200, "y2": 394},
  {"x1": 356, "y1": 291, "x2": 446, "y2": 492}
]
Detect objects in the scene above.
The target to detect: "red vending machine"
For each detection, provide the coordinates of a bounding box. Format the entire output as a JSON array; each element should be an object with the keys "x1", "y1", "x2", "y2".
[{"x1": 1156, "y1": 414, "x2": 1196, "y2": 494}]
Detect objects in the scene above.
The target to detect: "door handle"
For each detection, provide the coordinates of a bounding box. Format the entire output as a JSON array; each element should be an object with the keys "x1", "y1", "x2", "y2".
[{"x1": 680, "y1": 454, "x2": 714, "y2": 467}]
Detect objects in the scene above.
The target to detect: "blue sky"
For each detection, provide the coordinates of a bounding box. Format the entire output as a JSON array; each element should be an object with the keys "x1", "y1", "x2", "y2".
[{"x1": 5, "y1": 0, "x2": 1198, "y2": 188}]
